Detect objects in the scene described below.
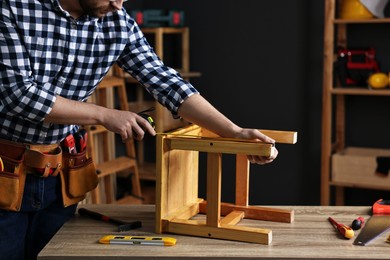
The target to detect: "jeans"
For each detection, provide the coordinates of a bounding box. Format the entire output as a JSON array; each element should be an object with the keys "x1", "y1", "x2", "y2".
[{"x1": 0, "y1": 174, "x2": 77, "y2": 260}]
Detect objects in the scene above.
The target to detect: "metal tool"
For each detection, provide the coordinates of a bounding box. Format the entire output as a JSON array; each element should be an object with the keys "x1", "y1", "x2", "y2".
[
  {"x1": 328, "y1": 217, "x2": 354, "y2": 239},
  {"x1": 354, "y1": 199, "x2": 390, "y2": 246},
  {"x1": 78, "y1": 208, "x2": 142, "y2": 232}
]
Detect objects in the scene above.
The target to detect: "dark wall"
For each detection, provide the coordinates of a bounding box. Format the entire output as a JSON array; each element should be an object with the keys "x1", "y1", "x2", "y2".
[{"x1": 123, "y1": 1, "x2": 390, "y2": 205}]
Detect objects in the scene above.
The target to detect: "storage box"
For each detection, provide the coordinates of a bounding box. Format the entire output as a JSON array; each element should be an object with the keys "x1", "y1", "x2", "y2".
[{"x1": 332, "y1": 147, "x2": 390, "y2": 189}]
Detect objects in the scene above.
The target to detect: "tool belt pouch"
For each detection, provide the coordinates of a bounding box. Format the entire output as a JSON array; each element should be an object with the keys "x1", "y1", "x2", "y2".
[
  {"x1": 60, "y1": 150, "x2": 98, "y2": 207},
  {"x1": 24, "y1": 146, "x2": 63, "y2": 177},
  {"x1": 0, "y1": 139, "x2": 26, "y2": 211}
]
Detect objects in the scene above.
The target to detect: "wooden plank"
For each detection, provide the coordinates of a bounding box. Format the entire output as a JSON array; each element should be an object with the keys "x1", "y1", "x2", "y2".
[
  {"x1": 220, "y1": 210, "x2": 245, "y2": 226},
  {"x1": 191, "y1": 128, "x2": 297, "y2": 144},
  {"x1": 199, "y1": 201, "x2": 294, "y2": 223},
  {"x1": 155, "y1": 133, "x2": 167, "y2": 233},
  {"x1": 320, "y1": 0, "x2": 335, "y2": 206},
  {"x1": 162, "y1": 199, "x2": 203, "y2": 223},
  {"x1": 168, "y1": 218, "x2": 271, "y2": 245},
  {"x1": 206, "y1": 153, "x2": 221, "y2": 228},
  {"x1": 169, "y1": 137, "x2": 273, "y2": 156},
  {"x1": 95, "y1": 156, "x2": 136, "y2": 178},
  {"x1": 258, "y1": 129, "x2": 297, "y2": 144}
]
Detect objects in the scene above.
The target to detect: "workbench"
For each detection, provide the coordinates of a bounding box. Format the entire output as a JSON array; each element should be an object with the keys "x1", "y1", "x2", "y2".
[{"x1": 38, "y1": 204, "x2": 389, "y2": 260}]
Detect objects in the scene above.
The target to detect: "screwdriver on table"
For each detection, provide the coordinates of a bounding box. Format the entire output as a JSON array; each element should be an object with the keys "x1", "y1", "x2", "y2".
[{"x1": 328, "y1": 217, "x2": 355, "y2": 239}]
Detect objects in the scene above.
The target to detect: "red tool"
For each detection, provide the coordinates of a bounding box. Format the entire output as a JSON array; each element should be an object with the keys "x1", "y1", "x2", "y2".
[
  {"x1": 63, "y1": 134, "x2": 77, "y2": 154},
  {"x1": 354, "y1": 199, "x2": 390, "y2": 246},
  {"x1": 351, "y1": 217, "x2": 365, "y2": 230},
  {"x1": 78, "y1": 208, "x2": 142, "y2": 232},
  {"x1": 328, "y1": 217, "x2": 355, "y2": 239},
  {"x1": 74, "y1": 129, "x2": 87, "y2": 152}
]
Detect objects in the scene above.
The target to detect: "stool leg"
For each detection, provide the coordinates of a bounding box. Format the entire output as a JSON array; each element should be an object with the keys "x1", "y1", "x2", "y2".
[
  {"x1": 206, "y1": 153, "x2": 222, "y2": 228},
  {"x1": 235, "y1": 154, "x2": 250, "y2": 206}
]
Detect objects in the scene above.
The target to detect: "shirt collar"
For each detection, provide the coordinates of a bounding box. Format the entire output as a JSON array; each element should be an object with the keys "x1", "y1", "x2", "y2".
[{"x1": 47, "y1": 0, "x2": 98, "y2": 22}]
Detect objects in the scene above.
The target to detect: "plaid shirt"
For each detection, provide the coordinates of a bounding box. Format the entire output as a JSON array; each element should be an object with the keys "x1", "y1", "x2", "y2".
[{"x1": 0, "y1": 0, "x2": 198, "y2": 144}]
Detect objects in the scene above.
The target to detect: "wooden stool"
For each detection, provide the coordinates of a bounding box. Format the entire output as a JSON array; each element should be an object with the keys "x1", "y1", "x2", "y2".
[{"x1": 155, "y1": 125, "x2": 297, "y2": 244}]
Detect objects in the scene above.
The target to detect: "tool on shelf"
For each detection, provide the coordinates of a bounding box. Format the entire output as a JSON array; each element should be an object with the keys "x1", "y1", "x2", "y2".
[
  {"x1": 78, "y1": 208, "x2": 142, "y2": 232},
  {"x1": 130, "y1": 10, "x2": 184, "y2": 27},
  {"x1": 354, "y1": 199, "x2": 390, "y2": 246},
  {"x1": 328, "y1": 216, "x2": 355, "y2": 239}
]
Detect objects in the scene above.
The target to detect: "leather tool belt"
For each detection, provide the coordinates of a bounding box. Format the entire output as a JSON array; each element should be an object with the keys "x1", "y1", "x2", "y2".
[{"x1": 0, "y1": 137, "x2": 98, "y2": 211}]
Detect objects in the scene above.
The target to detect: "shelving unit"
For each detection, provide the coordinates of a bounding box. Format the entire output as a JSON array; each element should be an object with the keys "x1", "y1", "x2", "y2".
[
  {"x1": 125, "y1": 27, "x2": 201, "y2": 181},
  {"x1": 320, "y1": 0, "x2": 390, "y2": 205},
  {"x1": 87, "y1": 67, "x2": 142, "y2": 204}
]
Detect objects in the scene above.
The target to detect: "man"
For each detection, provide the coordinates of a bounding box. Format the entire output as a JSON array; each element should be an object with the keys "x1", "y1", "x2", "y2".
[{"x1": 0, "y1": 0, "x2": 278, "y2": 259}]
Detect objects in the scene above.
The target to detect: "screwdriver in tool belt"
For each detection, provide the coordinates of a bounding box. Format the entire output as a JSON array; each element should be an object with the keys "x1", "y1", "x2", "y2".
[{"x1": 328, "y1": 217, "x2": 355, "y2": 239}]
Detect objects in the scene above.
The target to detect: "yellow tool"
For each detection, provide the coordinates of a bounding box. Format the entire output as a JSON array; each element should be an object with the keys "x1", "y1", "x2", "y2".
[
  {"x1": 328, "y1": 217, "x2": 355, "y2": 239},
  {"x1": 99, "y1": 235, "x2": 177, "y2": 246},
  {"x1": 339, "y1": 0, "x2": 374, "y2": 19},
  {"x1": 368, "y1": 72, "x2": 389, "y2": 89}
]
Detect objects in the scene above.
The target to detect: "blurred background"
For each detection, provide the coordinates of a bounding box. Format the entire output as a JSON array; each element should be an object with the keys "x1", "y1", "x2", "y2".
[{"x1": 120, "y1": 0, "x2": 390, "y2": 206}]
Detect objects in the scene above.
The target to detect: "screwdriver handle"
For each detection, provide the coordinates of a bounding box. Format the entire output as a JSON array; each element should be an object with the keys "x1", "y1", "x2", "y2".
[{"x1": 328, "y1": 217, "x2": 355, "y2": 239}]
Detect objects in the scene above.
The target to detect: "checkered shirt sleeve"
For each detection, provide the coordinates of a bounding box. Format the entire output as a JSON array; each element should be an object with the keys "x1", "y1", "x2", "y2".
[{"x1": 117, "y1": 24, "x2": 198, "y2": 115}]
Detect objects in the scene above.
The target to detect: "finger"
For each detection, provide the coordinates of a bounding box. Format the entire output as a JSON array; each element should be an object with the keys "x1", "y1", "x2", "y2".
[
  {"x1": 120, "y1": 128, "x2": 130, "y2": 143},
  {"x1": 271, "y1": 147, "x2": 278, "y2": 159},
  {"x1": 137, "y1": 117, "x2": 156, "y2": 136},
  {"x1": 259, "y1": 132, "x2": 275, "y2": 144},
  {"x1": 132, "y1": 124, "x2": 145, "y2": 141},
  {"x1": 247, "y1": 154, "x2": 276, "y2": 165}
]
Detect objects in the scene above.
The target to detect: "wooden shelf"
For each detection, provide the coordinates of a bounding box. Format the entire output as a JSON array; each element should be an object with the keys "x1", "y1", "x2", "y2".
[
  {"x1": 96, "y1": 156, "x2": 137, "y2": 179},
  {"x1": 320, "y1": 0, "x2": 390, "y2": 205},
  {"x1": 138, "y1": 162, "x2": 156, "y2": 181},
  {"x1": 334, "y1": 18, "x2": 390, "y2": 24},
  {"x1": 330, "y1": 181, "x2": 390, "y2": 191},
  {"x1": 331, "y1": 87, "x2": 390, "y2": 96}
]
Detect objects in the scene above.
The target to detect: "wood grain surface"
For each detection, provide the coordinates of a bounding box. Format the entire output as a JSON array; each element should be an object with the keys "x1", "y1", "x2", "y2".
[{"x1": 38, "y1": 204, "x2": 390, "y2": 260}]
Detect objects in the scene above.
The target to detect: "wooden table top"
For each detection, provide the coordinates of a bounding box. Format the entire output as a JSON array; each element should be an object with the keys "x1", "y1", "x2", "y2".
[{"x1": 38, "y1": 204, "x2": 390, "y2": 260}]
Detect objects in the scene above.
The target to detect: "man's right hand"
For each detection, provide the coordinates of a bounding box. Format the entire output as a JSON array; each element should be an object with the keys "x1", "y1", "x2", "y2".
[{"x1": 102, "y1": 109, "x2": 156, "y2": 142}]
